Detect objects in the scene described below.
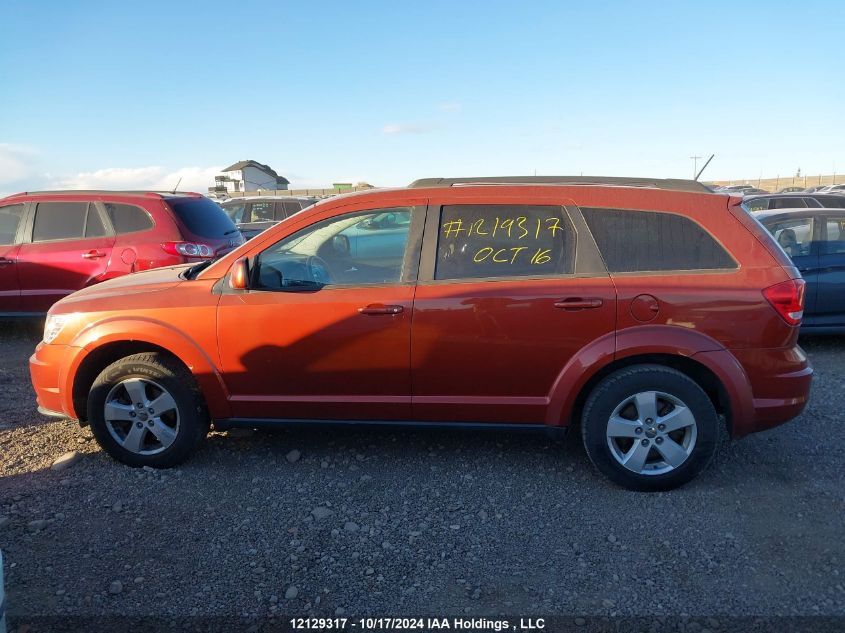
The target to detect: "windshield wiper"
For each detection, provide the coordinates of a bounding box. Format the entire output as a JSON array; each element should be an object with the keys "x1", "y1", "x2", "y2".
[{"x1": 183, "y1": 260, "x2": 213, "y2": 280}]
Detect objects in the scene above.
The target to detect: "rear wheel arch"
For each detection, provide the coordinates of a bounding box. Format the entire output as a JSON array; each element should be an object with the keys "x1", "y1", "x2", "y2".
[{"x1": 570, "y1": 353, "x2": 732, "y2": 432}]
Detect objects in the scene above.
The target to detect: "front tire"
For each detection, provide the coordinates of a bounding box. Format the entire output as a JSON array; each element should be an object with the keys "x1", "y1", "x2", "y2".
[
  {"x1": 581, "y1": 364, "x2": 719, "y2": 491},
  {"x1": 87, "y1": 352, "x2": 209, "y2": 468}
]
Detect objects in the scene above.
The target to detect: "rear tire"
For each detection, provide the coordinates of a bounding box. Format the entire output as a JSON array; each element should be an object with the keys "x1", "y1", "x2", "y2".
[
  {"x1": 581, "y1": 364, "x2": 719, "y2": 491},
  {"x1": 87, "y1": 352, "x2": 209, "y2": 468}
]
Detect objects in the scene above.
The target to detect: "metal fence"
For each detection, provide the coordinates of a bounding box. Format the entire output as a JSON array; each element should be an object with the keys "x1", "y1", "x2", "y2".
[
  {"x1": 710, "y1": 174, "x2": 843, "y2": 191},
  {"x1": 210, "y1": 186, "x2": 376, "y2": 198}
]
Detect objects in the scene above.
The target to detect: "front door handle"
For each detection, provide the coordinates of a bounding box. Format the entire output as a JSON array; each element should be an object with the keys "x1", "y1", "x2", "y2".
[
  {"x1": 82, "y1": 250, "x2": 106, "y2": 259},
  {"x1": 554, "y1": 297, "x2": 604, "y2": 310},
  {"x1": 358, "y1": 304, "x2": 404, "y2": 315},
  {"x1": 0, "y1": 257, "x2": 13, "y2": 267}
]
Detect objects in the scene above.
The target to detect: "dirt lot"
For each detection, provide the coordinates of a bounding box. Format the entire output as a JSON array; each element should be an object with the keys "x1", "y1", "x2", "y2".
[{"x1": 1, "y1": 321, "x2": 844, "y2": 630}]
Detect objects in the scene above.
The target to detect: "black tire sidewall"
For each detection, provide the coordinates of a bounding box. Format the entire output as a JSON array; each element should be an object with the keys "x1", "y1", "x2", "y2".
[
  {"x1": 582, "y1": 366, "x2": 719, "y2": 491},
  {"x1": 88, "y1": 357, "x2": 205, "y2": 468}
]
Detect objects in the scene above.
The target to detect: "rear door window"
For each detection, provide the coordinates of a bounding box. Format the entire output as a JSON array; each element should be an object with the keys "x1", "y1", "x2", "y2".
[
  {"x1": 582, "y1": 207, "x2": 736, "y2": 272},
  {"x1": 250, "y1": 202, "x2": 275, "y2": 222},
  {"x1": 434, "y1": 205, "x2": 575, "y2": 280},
  {"x1": 822, "y1": 218, "x2": 845, "y2": 255},
  {"x1": 763, "y1": 217, "x2": 814, "y2": 258},
  {"x1": 769, "y1": 197, "x2": 808, "y2": 210},
  {"x1": 32, "y1": 202, "x2": 88, "y2": 241},
  {"x1": 223, "y1": 202, "x2": 247, "y2": 224},
  {"x1": 165, "y1": 197, "x2": 238, "y2": 239},
  {"x1": 0, "y1": 204, "x2": 25, "y2": 245},
  {"x1": 104, "y1": 203, "x2": 154, "y2": 234}
]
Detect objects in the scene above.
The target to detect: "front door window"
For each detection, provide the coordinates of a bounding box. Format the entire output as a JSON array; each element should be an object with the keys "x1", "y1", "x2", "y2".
[{"x1": 253, "y1": 207, "x2": 414, "y2": 289}]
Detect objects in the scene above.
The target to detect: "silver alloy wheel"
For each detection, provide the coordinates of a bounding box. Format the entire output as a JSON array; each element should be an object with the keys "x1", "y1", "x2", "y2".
[
  {"x1": 104, "y1": 378, "x2": 180, "y2": 455},
  {"x1": 605, "y1": 391, "x2": 697, "y2": 476}
]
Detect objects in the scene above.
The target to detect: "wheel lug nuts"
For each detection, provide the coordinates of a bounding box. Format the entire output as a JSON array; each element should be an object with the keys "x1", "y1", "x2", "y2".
[
  {"x1": 657, "y1": 424, "x2": 666, "y2": 431},
  {"x1": 641, "y1": 439, "x2": 650, "y2": 446},
  {"x1": 655, "y1": 437, "x2": 664, "y2": 444},
  {"x1": 136, "y1": 403, "x2": 143, "y2": 409},
  {"x1": 148, "y1": 408, "x2": 154, "y2": 414},
  {"x1": 129, "y1": 412, "x2": 136, "y2": 418},
  {"x1": 645, "y1": 418, "x2": 653, "y2": 424},
  {"x1": 148, "y1": 421, "x2": 154, "y2": 427},
  {"x1": 635, "y1": 427, "x2": 643, "y2": 434},
  {"x1": 136, "y1": 422, "x2": 143, "y2": 428}
]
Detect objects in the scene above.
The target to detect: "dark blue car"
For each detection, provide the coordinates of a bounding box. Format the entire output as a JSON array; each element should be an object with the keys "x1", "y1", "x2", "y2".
[{"x1": 752, "y1": 207, "x2": 845, "y2": 332}]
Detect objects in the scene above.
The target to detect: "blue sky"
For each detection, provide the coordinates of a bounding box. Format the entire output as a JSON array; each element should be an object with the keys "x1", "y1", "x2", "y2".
[{"x1": 1, "y1": 0, "x2": 844, "y2": 194}]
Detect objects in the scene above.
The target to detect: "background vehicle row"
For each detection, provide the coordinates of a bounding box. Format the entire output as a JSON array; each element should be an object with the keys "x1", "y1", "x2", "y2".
[{"x1": 0, "y1": 191, "x2": 241, "y2": 314}]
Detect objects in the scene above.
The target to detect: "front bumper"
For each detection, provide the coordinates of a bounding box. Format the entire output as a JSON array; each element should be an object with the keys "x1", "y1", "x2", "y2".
[{"x1": 29, "y1": 342, "x2": 72, "y2": 419}]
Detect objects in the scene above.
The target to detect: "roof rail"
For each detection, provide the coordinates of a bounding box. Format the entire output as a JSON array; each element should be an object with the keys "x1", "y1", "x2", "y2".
[
  {"x1": 407, "y1": 176, "x2": 713, "y2": 194},
  {"x1": 4, "y1": 190, "x2": 204, "y2": 198}
]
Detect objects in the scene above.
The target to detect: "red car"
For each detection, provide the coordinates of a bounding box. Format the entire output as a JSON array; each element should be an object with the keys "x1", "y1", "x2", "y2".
[
  {"x1": 29, "y1": 177, "x2": 812, "y2": 490},
  {"x1": 0, "y1": 190, "x2": 243, "y2": 314}
]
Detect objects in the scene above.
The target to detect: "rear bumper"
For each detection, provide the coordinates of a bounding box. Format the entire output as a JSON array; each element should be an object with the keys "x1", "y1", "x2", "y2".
[
  {"x1": 707, "y1": 345, "x2": 812, "y2": 438},
  {"x1": 29, "y1": 343, "x2": 72, "y2": 419},
  {"x1": 734, "y1": 346, "x2": 813, "y2": 434}
]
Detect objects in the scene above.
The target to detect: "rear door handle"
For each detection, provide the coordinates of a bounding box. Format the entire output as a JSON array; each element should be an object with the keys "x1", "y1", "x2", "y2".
[
  {"x1": 554, "y1": 297, "x2": 604, "y2": 310},
  {"x1": 81, "y1": 250, "x2": 106, "y2": 259},
  {"x1": 358, "y1": 304, "x2": 404, "y2": 315},
  {"x1": 0, "y1": 257, "x2": 13, "y2": 267}
]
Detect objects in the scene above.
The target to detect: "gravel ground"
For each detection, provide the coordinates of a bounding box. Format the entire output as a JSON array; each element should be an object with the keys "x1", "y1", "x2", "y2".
[{"x1": 0, "y1": 321, "x2": 843, "y2": 630}]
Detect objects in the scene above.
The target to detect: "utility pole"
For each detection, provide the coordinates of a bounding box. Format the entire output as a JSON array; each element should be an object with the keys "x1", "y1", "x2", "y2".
[{"x1": 690, "y1": 155, "x2": 702, "y2": 179}]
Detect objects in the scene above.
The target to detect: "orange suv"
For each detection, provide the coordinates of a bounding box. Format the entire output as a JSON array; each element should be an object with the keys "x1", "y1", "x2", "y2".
[{"x1": 30, "y1": 177, "x2": 813, "y2": 490}]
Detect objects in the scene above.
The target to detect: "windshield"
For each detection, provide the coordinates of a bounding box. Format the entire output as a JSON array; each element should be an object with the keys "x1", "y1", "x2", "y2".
[{"x1": 166, "y1": 197, "x2": 239, "y2": 239}]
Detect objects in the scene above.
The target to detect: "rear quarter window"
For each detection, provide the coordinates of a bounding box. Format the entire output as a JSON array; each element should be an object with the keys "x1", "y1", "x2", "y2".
[
  {"x1": 744, "y1": 198, "x2": 770, "y2": 212},
  {"x1": 820, "y1": 197, "x2": 845, "y2": 209},
  {"x1": 581, "y1": 207, "x2": 736, "y2": 273},
  {"x1": 104, "y1": 203, "x2": 154, "y2": 234},
  {"x1": 282, "y1": 201, "x2": 303, "y2": 218},
  {"x1": 434, "y1": 205, "x2": 575, "y2": 280}
]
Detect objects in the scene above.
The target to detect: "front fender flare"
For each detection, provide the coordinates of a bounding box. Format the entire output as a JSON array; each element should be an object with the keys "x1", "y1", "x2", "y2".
[{"x1": 61, "y1": 316, "x2": 231, "y2": 420}]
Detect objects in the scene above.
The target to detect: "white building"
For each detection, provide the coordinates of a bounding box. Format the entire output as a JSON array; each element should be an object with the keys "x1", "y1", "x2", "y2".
[{"x1": 210, "y1": 160, "x2": 289, "y2": 196}]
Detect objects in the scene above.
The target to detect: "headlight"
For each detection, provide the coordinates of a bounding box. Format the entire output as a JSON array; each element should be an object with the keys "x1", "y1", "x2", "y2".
[{"x1": 43, "y1": 314, "x2": 73, "y2": 344}]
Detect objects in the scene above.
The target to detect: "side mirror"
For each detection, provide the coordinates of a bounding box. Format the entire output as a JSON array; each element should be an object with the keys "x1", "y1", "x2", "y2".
[{"x1": 229, "y1": 257, "x2": 250, "y2": 290}]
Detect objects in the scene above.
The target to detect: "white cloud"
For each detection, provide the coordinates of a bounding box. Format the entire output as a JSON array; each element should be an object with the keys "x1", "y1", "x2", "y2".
[
  {"x1": 0, "y1": 143, "x2": 37, "y2": 185},
  {"x1": 437, "y1": 101, "x2": 462, "y2": 112},
  {"x1": 54, "y1": 165, "x2": 222, "y2": 193},
  {"x1": 381, "y1": 122, "x2": 436, "y2": 135}
]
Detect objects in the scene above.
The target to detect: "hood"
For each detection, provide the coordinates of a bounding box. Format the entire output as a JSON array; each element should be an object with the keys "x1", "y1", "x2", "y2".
[{"x1": 51, "y1": 265, "x2": 189, "y2": 310}]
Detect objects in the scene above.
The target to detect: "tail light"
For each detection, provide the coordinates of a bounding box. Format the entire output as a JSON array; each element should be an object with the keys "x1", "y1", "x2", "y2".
[
  {"x1": 161, "y1": 241, "x2": 215, "y2": 258},
  {"x1": 762, "y1": 278, "x2": 805, "y2": 326}
]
